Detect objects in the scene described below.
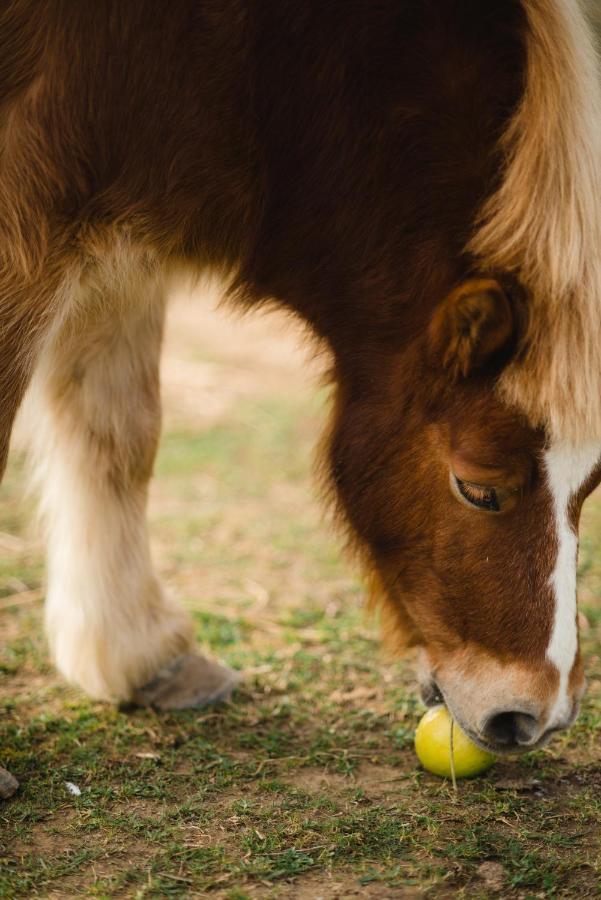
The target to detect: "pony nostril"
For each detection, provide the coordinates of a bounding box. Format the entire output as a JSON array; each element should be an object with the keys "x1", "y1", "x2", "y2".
[
  {"x1": 484, "y1": 711, "x2": 540, "y2": 747},
  {"x1": 485, "y1": 711, "x2": 517, "y2": 745}
]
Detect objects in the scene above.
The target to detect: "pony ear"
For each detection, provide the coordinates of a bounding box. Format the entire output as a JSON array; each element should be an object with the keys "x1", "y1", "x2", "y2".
[{"x1": 428, "y1": 278, "x2": 514, "y2": 379}]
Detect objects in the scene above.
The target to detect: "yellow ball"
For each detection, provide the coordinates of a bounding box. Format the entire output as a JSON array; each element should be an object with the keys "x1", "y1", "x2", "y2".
[{"x1": 414, "y1": 705, "x2": 496, "y2": 779}]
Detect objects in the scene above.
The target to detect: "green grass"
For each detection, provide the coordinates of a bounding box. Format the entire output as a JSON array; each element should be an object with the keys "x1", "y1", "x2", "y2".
[{"x1": 1, "y1": 320, "x2": 600, "y2": 898}]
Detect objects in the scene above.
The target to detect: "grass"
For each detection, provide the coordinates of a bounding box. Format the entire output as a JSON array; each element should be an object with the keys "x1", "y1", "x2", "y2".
[{"x1": 0, "y1": 298, "x2": 600, "y2": 898}]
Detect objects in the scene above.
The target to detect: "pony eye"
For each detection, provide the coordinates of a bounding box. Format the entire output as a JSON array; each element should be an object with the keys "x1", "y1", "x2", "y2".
[{"x1": 453, "y1": 476, "x2": 500, "y2": 512}]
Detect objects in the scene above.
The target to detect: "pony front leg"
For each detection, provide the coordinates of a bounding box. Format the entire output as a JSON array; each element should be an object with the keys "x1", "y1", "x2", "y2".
[
  {"x1": 0, "y1": 268, "x2": 74, "y2": 798},
  {"x1": 25, "y1": 265, "x2": 237, "y2": 708}
]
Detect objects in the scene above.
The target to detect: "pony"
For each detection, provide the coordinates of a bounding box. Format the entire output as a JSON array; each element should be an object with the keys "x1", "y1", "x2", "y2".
[{"x1": 1, "y1": 0, "x2": 601, "y2": 796}]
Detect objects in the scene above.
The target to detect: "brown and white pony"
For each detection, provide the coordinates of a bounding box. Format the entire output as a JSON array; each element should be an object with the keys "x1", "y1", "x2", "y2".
[{"x1": 1, "y1": 0, "x2": 601, "y2": 794}]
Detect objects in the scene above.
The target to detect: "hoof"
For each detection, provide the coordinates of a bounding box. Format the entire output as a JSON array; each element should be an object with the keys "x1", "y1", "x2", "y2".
[
  {"x1": 0, "y1": 766, "x2": 19, "y2": 800},
  {"x1": 131, "y1": 652, "x2": 239, "y2": 711}
]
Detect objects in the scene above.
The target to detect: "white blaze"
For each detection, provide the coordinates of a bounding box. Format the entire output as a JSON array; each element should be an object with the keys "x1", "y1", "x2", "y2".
[{"x1": 544, "y1": 441, "x2": 600, "y2": 723}]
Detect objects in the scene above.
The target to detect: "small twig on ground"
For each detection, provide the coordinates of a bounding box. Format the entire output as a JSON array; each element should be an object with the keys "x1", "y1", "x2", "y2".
[
  {"x1": 449, "y1": 718, "x2": 457, "y2": 792},
  {"x1": 252, "y1": 755, "x2": 311, "y2": 775}
]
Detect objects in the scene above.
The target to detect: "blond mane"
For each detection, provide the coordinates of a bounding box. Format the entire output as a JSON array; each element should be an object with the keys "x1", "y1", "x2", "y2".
[{"x1": 469, "y1": 0, "x2": 601, "y2": 443}]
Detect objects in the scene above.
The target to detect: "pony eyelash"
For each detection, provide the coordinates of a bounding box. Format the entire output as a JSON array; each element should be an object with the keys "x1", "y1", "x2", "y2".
[{"x1": 453, "y1": 476, "x2": 500, "y2": 512}]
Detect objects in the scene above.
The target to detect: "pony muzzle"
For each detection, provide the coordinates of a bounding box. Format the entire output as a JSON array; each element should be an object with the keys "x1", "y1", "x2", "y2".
[{"x1": 419, "y1": 646, "x2": 584, "y2": 754}]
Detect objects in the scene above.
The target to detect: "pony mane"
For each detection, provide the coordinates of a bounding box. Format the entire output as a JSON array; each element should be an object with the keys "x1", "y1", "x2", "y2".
[{"x1": 469, "y1": 0, "x2": 601, "y2": 443}]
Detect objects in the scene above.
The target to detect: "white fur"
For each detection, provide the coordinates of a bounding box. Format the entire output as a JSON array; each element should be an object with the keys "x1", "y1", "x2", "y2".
[
  {"x1": 20, "y1": 241, "x2": 194, "y2": 702},
  {"x1": 544, "y1": 441, "x2": 599, "y2": 723},
  {"x1": 470, "y1": 0, "x2": 601, "y2": 443}
]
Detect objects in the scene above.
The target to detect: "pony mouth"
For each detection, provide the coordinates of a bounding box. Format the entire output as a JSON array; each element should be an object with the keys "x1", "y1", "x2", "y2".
[
  {"x1": 419, "y1": 680, "x2": 499, "y2": 753},
  {"x1": 417, "y1": 680, "x2": 560, "y2": 756}
]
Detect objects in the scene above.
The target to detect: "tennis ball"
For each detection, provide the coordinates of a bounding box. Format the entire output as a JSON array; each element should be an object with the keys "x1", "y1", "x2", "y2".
[{"x1": 415, "y1": 705, "x2": 495, "y2": 779}]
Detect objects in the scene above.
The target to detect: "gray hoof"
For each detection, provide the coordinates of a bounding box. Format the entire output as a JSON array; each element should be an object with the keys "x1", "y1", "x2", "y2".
[
  {"x1": 131, "y1": 652, "x2": 239, "y2": 710},
  {"x1": 0, "y1": 766, "x2": 19, "y2": 800}
]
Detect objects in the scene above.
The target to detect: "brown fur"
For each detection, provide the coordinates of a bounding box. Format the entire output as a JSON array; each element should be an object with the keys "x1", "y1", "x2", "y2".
[{"x1": 0, "y1": 1, "x2": 595, "y2": 749}]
